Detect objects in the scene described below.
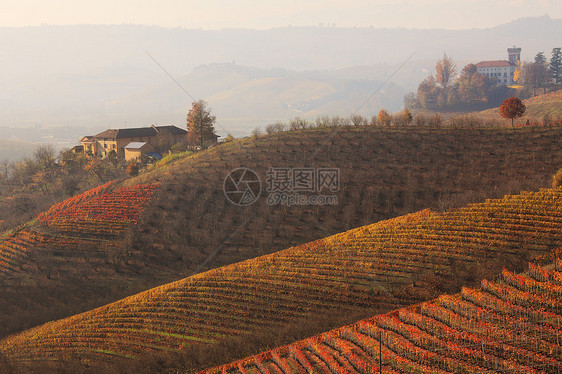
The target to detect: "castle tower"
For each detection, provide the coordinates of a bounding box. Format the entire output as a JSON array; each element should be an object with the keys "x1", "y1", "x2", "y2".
[{"x1": 507, "y1": 46, "x2": 521, "y2": 65}]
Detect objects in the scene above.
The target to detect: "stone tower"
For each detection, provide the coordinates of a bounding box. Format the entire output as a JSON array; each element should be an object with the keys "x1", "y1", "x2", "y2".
[{"x1": 508, "y1": 46, "x2": 521, "y2": 65}]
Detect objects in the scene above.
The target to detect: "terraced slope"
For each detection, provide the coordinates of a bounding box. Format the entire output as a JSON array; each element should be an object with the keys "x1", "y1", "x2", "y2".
[
  {"x1": 0, "y1": 181, "x2": 159, "y2": 337},
  {"x1": 0, "y1": 181, "x2": 157, "y2": 277},
  {"x1": 207, "y1": 260, "x2": 562, "y2": 374},
  {"x1": 3, "y1": 125, "x2": 561, "y2": 342},
  {"x1": 2, "y1": 187, "x2": 561, "y2": 372},
  {"x1": 130, "y1": 125, "x2": 562, "y2": 273}
]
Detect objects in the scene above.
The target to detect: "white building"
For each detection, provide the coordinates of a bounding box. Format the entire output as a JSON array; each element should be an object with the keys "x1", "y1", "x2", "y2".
[{"x1": 476, "y1": 47, "x2": 521, "y2": 86}]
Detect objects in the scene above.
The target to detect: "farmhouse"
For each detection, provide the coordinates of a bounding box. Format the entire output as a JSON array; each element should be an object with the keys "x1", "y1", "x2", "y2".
[
  {"x1": 475, "y1": 47, "x2": 521, "y2": 86},
  {"x1": 81, "y1": 125, "x2": 187, "y2": 158}
]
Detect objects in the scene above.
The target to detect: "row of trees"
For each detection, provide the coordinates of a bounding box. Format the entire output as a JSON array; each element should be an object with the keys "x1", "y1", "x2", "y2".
[
  {"x1": 408, "y1": 48, "x2": 561, "y2": 110},
  {"x1": 258, "y1": 109, "x2": 515, "y2": 135},
  {"x1": 519, "y1": 48, "x2": 561, "y2": 95},
  {"x1": 259, "y1": 111, "x2": 414, "y2": 134}
]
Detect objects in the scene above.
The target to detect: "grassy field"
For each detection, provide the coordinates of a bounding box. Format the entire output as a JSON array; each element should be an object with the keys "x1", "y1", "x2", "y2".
[{"x1": 1, "y1": 187, "x2": 561, "y2": 372}]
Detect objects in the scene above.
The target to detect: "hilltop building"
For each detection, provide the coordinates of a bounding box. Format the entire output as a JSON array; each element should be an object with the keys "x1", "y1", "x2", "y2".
[
  {"x1": 475, "y1": 47, "x2": 521, "y2": 86},
  {"x1": 81, "y1": 125, "x2": 187, "y2": 159}
]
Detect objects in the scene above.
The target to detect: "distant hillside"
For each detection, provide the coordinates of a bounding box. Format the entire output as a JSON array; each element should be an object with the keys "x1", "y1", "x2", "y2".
[
  {"x1": 0, "y1": 16, "x2": 559, "y2": 133},
  {"x1": 479, "y1": 89, "x2": 562, "y2": 122},
  {"x1": 1, "y1": 187, "x2": 561, "y2": 372},
  {"x1": 205, "y1": 259, "x2": 562, "y2": 374},
  {"x1": 107, "y1": 63, "x2": 407, "y2": 133}
]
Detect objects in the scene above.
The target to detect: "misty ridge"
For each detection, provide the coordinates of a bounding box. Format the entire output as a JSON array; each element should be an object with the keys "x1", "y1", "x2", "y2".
[{"x1": 0, "y1": 15, "x2": 560, "y2": 160}]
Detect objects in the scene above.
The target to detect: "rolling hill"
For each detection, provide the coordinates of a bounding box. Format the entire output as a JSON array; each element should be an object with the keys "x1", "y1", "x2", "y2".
[
  {"x1": 1, "y1": 186, "x2": 561, "y2": 372},
  {"x1": 204, "y1": 259, "x2": 562, "y2": 374},
  {"x1": 0, "y1": 181, "x2": 161, "y2": 338},
  {"x1": 479, "y1": 89, "x2": 562, "y2": 123},
  {"x1": 0, "y1": 125, "x2": 561, "y2": 343}
]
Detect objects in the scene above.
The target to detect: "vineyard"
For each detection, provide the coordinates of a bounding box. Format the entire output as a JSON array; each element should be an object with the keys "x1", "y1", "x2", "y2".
[
  {"x1": 0, "y1": 181, "x2": 159, "y2": 338},
  {"x1": 1, "y1": 187, "x2": 561, "y2": 371},
  {"x1": 0, "y1": 181, "x2": 157, "y2": 277},
  {"x1": 206, "y1": 260, "x2": 562, "y2": 374},
  {"x1": 130, "y1": 125, "x2": 562, "y2": 274},
  {"x1": 37, "y1": 181, "x2": 157, "y2": 238}
]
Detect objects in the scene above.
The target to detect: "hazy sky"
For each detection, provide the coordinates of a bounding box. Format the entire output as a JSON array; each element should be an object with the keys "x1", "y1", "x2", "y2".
[{"x1": 0, "y1": 0, "x2": 560, "y2": 29}]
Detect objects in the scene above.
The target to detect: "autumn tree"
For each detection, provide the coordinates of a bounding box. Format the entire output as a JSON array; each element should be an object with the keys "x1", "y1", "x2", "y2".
[
  {"x1": 377, "y1": 109, "x2": 392, "y2": 126},
  {"x1": 435, "y1": 53, "x2": 457, "y2": 88},
  {"x1": 499, "y1": 97, "x2": 526, "y2": 126},
  {"x1": 186, "y1": 100, "x2": 217, "y2": 148},
  {"x1": 513, "y1": 61, "x2": 522, "y2": 83},
  {"x1": 126, "y1": 161, "x2": 139, "y2": 177},
  {"x1": 417, "y1": 76, "x2": 438, "y2": 108},
  {"x1": 457, "y1": 64, "x2": 489, "y2": 104}
]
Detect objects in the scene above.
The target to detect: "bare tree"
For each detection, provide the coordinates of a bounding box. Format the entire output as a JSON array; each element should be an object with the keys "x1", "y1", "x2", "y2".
[{"x1": 33, "y1": 144, "x2": 56, "y2": 171}]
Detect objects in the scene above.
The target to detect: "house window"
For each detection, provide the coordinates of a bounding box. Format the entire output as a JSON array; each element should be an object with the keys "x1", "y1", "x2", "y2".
[{"x1": 104, "y1": 144, "x2": 107, "y2": 148}]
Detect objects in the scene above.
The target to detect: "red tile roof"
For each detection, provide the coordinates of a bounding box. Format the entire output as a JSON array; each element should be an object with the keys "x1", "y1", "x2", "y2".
[{"x1": 476, "y1": 60, "x2": 513, "y2": 68}]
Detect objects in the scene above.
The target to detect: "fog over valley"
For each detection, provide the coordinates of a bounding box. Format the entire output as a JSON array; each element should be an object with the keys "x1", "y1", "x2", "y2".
[{"x1": 0, "y1": 15, "x2": 560, "y2": 159}]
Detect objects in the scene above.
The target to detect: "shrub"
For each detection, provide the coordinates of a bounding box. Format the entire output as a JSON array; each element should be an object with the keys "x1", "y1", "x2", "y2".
[
  {"x1": 289, "y1": 117, "x2": 309, "y2": 130},
  {"x1": 126, "y1": 162, "x2": 139, "y2": 177},
  {"x1": 251, "y1": 128, "x2": 262, "y2": 138},
  {"x1": 350, "y1": 114, "x2": 368, "y2": 126},
  {"x1": 265, "y1": 122, "x2": 286, "y2": 134},
  {"x1": 315, "y1": 115, "x2": 332, "y2": 128}
]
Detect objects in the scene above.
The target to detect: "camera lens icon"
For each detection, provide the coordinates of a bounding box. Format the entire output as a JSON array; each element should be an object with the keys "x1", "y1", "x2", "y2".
[{"x1": 224, "y1": 168, "x2": 261, "y2": 206}]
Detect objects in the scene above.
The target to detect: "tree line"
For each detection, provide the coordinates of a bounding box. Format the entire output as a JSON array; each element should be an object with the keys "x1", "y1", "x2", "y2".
[
  {"x1": 406, "y1": 48, "x2": 561, "y2": 110},
  {"x1": 0, "y1": 144, "x2": 128, "y2": 232}
]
